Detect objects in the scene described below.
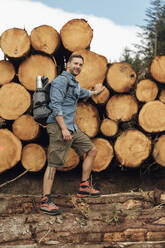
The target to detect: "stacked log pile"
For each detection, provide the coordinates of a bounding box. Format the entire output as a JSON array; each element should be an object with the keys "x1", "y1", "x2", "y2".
[{"x1": 1, "y1": 19, "x2": 165, "y2": 174}]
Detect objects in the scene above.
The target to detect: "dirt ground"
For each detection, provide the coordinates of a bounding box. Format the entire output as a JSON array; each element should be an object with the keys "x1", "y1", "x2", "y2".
[{"x1": 1, "y1": 159, "x2": 165, "y2": 196}]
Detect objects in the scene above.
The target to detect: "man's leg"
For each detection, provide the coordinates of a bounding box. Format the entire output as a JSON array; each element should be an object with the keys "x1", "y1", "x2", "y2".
[
  {"x1": 82, "y1": 147, "x2": 97, "y2": 181},
  {"x1": 43, "y1": 166, "x2": 56, "y2": 195},
  {"x1": 40, "y1": 166, "x2": 62, "y2": 215}
]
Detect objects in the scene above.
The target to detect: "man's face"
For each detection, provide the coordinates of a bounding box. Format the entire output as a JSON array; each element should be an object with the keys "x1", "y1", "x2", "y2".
[{"x1": 67, "y1": 57, "x2": 84, "y2": 76}]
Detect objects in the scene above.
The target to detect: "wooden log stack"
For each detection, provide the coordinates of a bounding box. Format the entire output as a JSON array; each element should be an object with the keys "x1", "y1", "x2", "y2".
[{"x1": 1, "y1": 19, "x2": 165, "y2": 175}]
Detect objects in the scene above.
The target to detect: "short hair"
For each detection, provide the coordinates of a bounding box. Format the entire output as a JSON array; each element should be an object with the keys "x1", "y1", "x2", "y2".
[{"x1": 67, "y1": 54, "x2": 84, "y2": 63}]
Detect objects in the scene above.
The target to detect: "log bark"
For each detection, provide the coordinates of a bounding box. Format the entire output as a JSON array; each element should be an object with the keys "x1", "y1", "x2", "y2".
[
  {"x1": 30, "y1": 24, "x2": 60, "y2": 55},
  {"x1": 73, "y1": 49, "x2": 108, "y2": 89},
  {"x1": 100, "y1": 118, "x2": 118, "y2": 137},
  {"x1": 12, "y1": 114, "x2": 40, "y2": 141},
  {"x1": 1, "y1": 190, "x2": 165, "y2": 246},
  {"x1": 18, "y1": 54, "x2": 57, "y2": 91},
  {"x1": 0, "y1": 82, "x2": 31, "y2": 120},
  {"x1": 92, "y1": 138, "x2": 114, "y2": 172},
  {"x1": 0, "y1": 28, "x2": 30, "y2": 58},
  {"x1": 21, "y1": 143, "x2": 46, "y2": 172},
  {"x1": 138, "y1": 100, "x2": 165, "y2": 133},
  {"x1": 106, "y1": 94, "x2": 138, "y2": 122},
  {"x1": 150, "y1": 56, "x2": 165, "y2": 83},
  {"x1": 0, "y1": 129, "x2": 22, "y2": 173},
  {"x1": 135, "y1": 79, "x2": 158, "y2": 102},
  {"x1": 106, "y1": 62, "x2": 137, "y2": 93},
  {"x1": 57, "y1": 148, "x2": 80, "y2": 171},
  {"x1": 75, "y1": 102, "x2": 100, "y2": 138},
  {"x1": 114, "y1": 129, "x2": 151, "y2": 168},
  {"x1": 60, "y1": 19, "x2": 93, "y2": 52},
  {"x1": 153, "y1": 134, "x2": 165, "y2": 167},
  {"x1": 0, "y1": 60, "x2": 15, "y2": 85}
]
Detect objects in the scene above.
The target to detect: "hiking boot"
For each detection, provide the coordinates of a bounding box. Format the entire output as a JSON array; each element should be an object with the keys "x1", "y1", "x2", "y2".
[
  {"x1": 40, "y1": 194, "x2": 62, "y2": 215},
  {"x1": 77, "y1": 179, "x2": 101, "y2": 198}
]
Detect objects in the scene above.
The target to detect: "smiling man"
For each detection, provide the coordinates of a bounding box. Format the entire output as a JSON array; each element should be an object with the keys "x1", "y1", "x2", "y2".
[{"x1": 40, "y1": 54, "x2": 105, "y2": 215}]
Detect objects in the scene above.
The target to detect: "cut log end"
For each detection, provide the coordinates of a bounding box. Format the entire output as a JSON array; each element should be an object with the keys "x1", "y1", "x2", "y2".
[
  {"x1": 136, "y1": 79, "x2": 158, "y2": 102},
  {"x1": 100, "y1": 118, "x2": 118, "y2": 137},
  {"x1": 0, "y1": 60, "x2": 15, "y2": 85},
  {"x1": 21, "y1": 143, "x2": 46, "y2": 172},
  {"x1": 114, "y1": 129, "x2": 151, "y2": 168}
]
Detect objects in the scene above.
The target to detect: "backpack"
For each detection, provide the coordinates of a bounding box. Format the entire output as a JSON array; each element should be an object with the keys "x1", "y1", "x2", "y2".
[{"x1": 32, "y1": 75, "x2": 72, "y2": 126}]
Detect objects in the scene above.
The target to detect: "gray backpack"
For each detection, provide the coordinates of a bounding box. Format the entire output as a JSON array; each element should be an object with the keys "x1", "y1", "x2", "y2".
[{"x1": 32, "y1": 75, "x2": 71, "y2": 125}]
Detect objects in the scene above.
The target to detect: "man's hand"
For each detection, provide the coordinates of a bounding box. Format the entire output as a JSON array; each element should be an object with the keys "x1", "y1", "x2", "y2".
[
  {"x1": 62, "y1": 128, "x2": 72, "y2": 140},
  {"x1": 94, "y1": 83, "x2": 105, "y2": 95}
]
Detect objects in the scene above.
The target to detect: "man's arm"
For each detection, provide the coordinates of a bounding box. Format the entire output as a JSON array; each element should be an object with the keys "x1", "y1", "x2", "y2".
[{"x1": 56, "y1": 116, "x2": 72, "y2": 140}]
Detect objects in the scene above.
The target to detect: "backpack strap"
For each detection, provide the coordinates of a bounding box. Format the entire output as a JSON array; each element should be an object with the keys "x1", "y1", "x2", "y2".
[{"x1": 61, "y1": 75, "x2": 76, "y2": 98}]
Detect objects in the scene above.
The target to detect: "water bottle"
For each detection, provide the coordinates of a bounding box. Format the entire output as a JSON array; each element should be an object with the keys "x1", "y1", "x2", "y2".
[{"x1": 36, "y1": 75, "x2": 43, "y2": 89}]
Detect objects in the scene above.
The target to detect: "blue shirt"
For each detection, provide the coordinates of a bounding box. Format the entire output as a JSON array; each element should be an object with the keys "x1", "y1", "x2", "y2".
[{"x1": 47, "y1": 71, "x2": 92, "y2": 131}]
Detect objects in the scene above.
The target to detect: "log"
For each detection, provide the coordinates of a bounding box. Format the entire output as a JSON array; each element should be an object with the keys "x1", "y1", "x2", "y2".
[
  {"x1": 0, "y1": 60, "x2": 15, "y2": 85},
  {"x1": 0, "y1": 129, "x2": 22, "y2": 173},
  {"x1": 12, "y1": 114, "x2": 40, "y2": 141},
  {"x1": 1, "y1": 191, "x2": 165, "y2": 246},
  {"x1": 18, "y1": 54, "x2": 57, "y2": 91},
  {"x1": 21, "y1": 143, "x2": 46, "y2": 172},
  {"x1": 138, "y1": 100, "x2": 165, "y2": 132},
  {"x1": 30, "y1": 24, "x2": 60, "y2": 55},
  {"x1": 106, "y1": 62, "x2": 137, "y2": 93},
  {"x1": 159, "y1": 89, "x2": 165, "y2": 103},
  {"x1": 0, "y1": 82, "x2": 31, "y2": 120},
  {"x1": 153, "y1": 134, "x2": 165, "y2": 167},
  {"x1": 91, "y1": 86, "x2": 110, "y2": 104},
  {"x1": 92, "y1": 138, "x2": 114, "y2": 172},
  {"x1": 75, "y1": 102, "x2": 100, "y2": 138},
  {"x1": 135, "y1": 79, "x2": 158, "y2": 102},
  {"x1": 0, "y1": 28, "x2": 30, "y2": 58},
  {"x1": 60, "y1": 19, "x2": 93, "y2": 52},
  {"x1": 57, "y1": 148, "x2": 80, "y2": 171},
  {"x1": 106, "y1": 94, "x2": 138, "y2": 122},
  {"x1": 73, "y1": 49, "x2": 108, "y2": 89},
  {"x1": 114, "y1": 129, "x2": 151, "y2": 168},
  {"x1": 150, "y1": 56, "x2": 165, "y2": 83},
  {"x1": 100, "y1": 118, "x2": 118, "y2": 137}
]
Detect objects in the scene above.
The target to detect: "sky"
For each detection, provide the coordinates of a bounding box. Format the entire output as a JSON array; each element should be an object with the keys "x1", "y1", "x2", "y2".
[{"x1": 0, "y1": 0, "x2": 151, "y2": 62}]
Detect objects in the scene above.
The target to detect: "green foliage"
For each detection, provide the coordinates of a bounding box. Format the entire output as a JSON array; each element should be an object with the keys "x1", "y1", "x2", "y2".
[{"x1": 120, "y1": 0, "x2": 165, "y2": 73}]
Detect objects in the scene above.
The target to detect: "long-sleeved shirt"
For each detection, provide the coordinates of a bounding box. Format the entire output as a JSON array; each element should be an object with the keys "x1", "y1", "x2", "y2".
[{"x1": 46, "y1": 71, "x2": 92, "y2": 131}]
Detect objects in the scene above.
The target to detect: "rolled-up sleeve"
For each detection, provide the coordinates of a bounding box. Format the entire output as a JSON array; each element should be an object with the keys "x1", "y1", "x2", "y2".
[
  {"x1": 49, "y1": 77, "x2": 68, "y2": 117},
  {"x1": 79, "y1": 88, "x2": 92, "y2": 99}
]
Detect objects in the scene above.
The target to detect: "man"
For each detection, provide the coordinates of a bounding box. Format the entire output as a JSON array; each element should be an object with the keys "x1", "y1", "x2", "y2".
[{"x1": 40, "y1": 54, "x2": 105, "y2": 215}]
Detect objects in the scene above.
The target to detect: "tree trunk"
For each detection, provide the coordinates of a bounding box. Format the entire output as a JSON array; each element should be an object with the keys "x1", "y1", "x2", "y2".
[
  {"x1": 150, "y1": 56, "x2": 165, "y2": 83},
  {"x1": 0, "y1": 83, "x2": 31, "y2": 120},
  {"x1": 106, "y1": 94, "x2": 138, "y2": 122},
  {"x1": 138, "y1": 100, "x2": 165, "y2": 132},
  {"x1": 73, "y1": 49, "x2": 108, "y2": 89},
  {"x1": 0, "y1": 129, "x2": 22, "y2": 173},
  {"x1": 106, "y1": 62, "x2": 137, "y2": 93},
  {"x1": 12, "y1": 114, "x2": 40, "y2": 141},
  {"x1": 60, "y1": 19, "x2": 93, "y2": 52},
  {"x1": 0, "y1": 60, "x2": 15, "y2": 85},
  {"x1": 75, "y1": 102, "x2": 100, "y2": 138},
  {"x1": 18, "y1": 54, "x2": 57, "y2": 91},
  {"x1": 1, "y1": 190, "x2": 165, "y2": 246},
  {"x1": 0, "y1": 28, "x2": 30, "y2": 58},
  {"x1": 21, "y1": 143, "x2": 46, "y2": 172},
  {"x1": 153, "y1": 134, "x2": 165, "y2": 167},
  {"x1": 100, "y1": 118, "x2": 118, "y2": 137},
  {"x1": 57, "y1": 147, "x2": 80, "y2": 171},
  {"x1": 114, "y1": 129, "x2": 151, "y2": 168},
  {"x1": 135, "y1": 79, "x2": 158, "y2": 102},
  {"x1": 92, "y1": 138, "x2": 114, "y2": 172},
  {"x1": 30, "y1": 24, "x2": 60, "y2": 55}
]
